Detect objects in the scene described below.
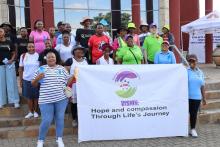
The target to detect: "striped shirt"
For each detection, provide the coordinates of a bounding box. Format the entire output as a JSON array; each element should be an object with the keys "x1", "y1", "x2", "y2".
[{"x1": 33, "y1": 65, "x2": 69, "y2": 104}]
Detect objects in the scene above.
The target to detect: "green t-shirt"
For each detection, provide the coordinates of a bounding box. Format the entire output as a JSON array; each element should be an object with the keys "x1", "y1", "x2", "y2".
[
  {"x1": 117, "y1": 45, "x2": 143, "y2": 64},
  {"x1": 143, "y1": 34, "x2": 163, "y2": 62}
]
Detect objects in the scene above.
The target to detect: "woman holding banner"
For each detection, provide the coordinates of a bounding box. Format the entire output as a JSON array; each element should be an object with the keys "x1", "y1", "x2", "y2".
[
  {"x1": 187, "y1": 54, "x2": 206, "y2": 137},
  {"x1": 117, "y1": 35, "x2": 144, "y2": 64}
]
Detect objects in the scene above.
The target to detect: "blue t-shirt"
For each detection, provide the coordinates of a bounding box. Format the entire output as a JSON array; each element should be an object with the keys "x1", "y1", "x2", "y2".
[
  {"x1": 187, "y1": 68, "x2": 205, "y2": 100},
  {"x1": 154, "y1": 50, "x2": 176, "y2": 64}
]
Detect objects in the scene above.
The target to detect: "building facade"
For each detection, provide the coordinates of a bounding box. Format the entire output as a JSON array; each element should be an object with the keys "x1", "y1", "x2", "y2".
[
  {"x1": 0, "y1": 0, "x2": 165, "y2": 31},
  {"x1": 0, "y1": 0, "x2": 214, "y2": 63}
]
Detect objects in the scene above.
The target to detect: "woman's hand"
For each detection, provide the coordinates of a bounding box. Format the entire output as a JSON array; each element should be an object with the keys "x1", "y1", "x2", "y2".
[
  {"x1": 7, "y1": 59, "x2": 14, "y2": 64},
  {"x1": 36, "y1": 73, "x2": 45, "y2": 81},
  {"x1": 202, "y1": 98, "x2": 207, "y2": 105},
  {"x1": 19, "y1": 80, "x2": 22, "y2": 87}
]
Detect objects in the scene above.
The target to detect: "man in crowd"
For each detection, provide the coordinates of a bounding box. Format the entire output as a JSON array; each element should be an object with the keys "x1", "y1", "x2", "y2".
[
  {"x1": 142, "y1": 23, "x2": 163, "y2": 64},
  {"x1": 55, "y1": 21, "x2": 65, "y2": 38},
  {"x1": 56, "y1": 23, "x2": 75, "y2": 46},
  {"x1": 75, "y1": 16, "x2": 95, "y2": 63},
  {"x1": 88, "y1": 23, "x2": 110, "y2": 64}
]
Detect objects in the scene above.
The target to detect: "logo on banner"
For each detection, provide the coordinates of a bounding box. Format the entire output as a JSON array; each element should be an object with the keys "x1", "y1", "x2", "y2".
[{"x1": 114, "y1": 70, "x2": 139, "y2": 98}]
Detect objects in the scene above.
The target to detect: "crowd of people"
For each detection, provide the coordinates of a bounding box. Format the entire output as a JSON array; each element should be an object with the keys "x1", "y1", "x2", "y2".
[{"x1": 0, "y1": 16, "x2": 206, "y2": 147}]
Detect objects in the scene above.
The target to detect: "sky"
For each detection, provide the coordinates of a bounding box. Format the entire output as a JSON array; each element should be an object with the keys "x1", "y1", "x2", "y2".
[{"x1": 200, "y1": 0, "x2": 220, "y2": 17}]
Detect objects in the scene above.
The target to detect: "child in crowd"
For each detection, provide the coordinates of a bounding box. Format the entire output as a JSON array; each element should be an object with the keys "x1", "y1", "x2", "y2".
[{"x1": 96, "y1": 43, "x2": 114, "y2": 65}]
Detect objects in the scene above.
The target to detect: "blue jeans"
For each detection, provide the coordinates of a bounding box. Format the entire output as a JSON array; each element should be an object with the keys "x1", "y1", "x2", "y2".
[
  {"x1": 0, "y1": 63, "x2": 19, "y2": 106},
  {"x1": 38, "y1": 99, "x2": 68, "y2": 141}
]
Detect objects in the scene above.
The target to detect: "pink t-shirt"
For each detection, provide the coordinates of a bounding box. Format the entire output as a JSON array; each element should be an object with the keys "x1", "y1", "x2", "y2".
[{"x1": 29, "y1": 31, "x2": 50, "y2": 54}]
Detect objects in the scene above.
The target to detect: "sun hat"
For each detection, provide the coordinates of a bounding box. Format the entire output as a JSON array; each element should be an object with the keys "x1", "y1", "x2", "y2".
[
  {"x1": 127, "y1": 22, "x2": 136, "y2": 29},
  {"x1": 80, "y1": 16, "x2": 93, "y2": 25}
]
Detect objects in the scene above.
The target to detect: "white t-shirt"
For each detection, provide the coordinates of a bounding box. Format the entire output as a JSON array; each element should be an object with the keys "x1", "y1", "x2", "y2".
[
  {"x1": 96, "y1": 56, "x2": 114, "y2": 65},
  {"x1": 55, "y1": 44, "x2": 73, "y2": 62},
  {"x1": 70, "y1": 58, "x2": 88, "y2": 103},
  {"x1": 19, "y1": 52, "x2": 40, "y2": 81}
]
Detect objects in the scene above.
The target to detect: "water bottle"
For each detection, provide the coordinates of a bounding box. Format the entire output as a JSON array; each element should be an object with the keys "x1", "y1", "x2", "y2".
[
  {"x1": 38, "y1": 66, "x2": 46, "y2": 84},
  {"x1": 2, "y1": 58, "x2": 8, "y2": 65}
]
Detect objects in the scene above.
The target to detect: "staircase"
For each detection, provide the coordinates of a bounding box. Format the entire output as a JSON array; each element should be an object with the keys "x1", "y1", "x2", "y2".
[
  {"x1": 199, "y1": 81, "x2": 220, "y2": 124},
  {"x1": 0, "y1": 81, "x2": 220, "y2": 139},
  {"x1": 0, "y1": 101, "x2": 76, "y2": 139}
]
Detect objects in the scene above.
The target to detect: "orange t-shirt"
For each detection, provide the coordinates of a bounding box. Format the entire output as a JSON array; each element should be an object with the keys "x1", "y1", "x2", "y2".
[{"x1": 88, "y1": 34, "x2": 110, "y2": 64}]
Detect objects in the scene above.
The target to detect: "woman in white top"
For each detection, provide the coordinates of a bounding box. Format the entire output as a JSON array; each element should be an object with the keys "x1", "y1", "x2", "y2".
[
  {"x1": 68, "y1": 45, "x2": 88, "y2": 127},
  {"x1": 55, "y1": 30, "x2": 73, "y2": 63},
  {"x1": 19, "y1": 42, "x2": 40, "y2": 119},
  {"x1": 96, "y1": 43, "x2": 114, "y2": 65}
]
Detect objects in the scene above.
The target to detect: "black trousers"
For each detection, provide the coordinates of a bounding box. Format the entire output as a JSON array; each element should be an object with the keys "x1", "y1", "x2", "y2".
[
  {"x1": 71, "y1": 103, "x2": 78, "y2": 121},
  {"x1": 147, "y1": 60, "x2": 154, "y2": 64},
  {"x1": 189, "y1": 99, "x2": 201, "y2": 129}
]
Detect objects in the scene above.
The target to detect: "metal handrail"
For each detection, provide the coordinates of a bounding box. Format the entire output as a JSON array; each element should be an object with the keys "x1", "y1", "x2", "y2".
[{"x1": 170, "y1": 45, "x2": 189, "y2": 67}]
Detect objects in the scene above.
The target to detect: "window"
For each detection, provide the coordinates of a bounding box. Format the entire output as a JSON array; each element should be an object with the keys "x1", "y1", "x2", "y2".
[
  {"x1": 140, "y1": 0, "x2": 147, "y2": 23},
  {"x1": 54, "y1": 0, "x2": 112, "y2": 35},
  {"x1": 13, "y1": 0, "x2": 30, "y2": 28}
]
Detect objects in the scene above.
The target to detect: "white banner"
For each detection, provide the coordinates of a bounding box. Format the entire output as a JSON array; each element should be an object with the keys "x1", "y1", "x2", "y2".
[
  {"x1": 189, "y1": 32, "x2": 220, "y2": 63},
  {"x1": 77, "y1": 65, "x2": 188, "y2": 142}
]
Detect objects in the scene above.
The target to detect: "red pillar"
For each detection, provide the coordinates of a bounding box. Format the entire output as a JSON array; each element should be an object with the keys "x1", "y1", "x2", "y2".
[
  {"x1": 43, "y1": 0, "x2": 55, "y2": 30},
  {"x1": 132, "y1": 0, "x2": 140, "y2": 32},
  {"x1": 205, "y1": 0, "x2": 213, "y2": 63},
  {"x1": 29, "y1": 0, "x2": 43, "y2": 30},
  {"x1": 169, "y1": 0, "x2": 181, "y2": 62},
  {"x1": 180, "y1": 0, "x2": 200, "y2": 52}
]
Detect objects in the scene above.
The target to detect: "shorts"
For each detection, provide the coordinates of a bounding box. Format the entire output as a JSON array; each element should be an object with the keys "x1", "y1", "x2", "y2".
[{"x1": 22, "y1": 80, "x2": 39, "y2": 99}]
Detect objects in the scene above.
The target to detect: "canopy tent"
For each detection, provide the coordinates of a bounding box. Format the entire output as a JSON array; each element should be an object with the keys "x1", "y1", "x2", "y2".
[
  {"x1": 181, "y1": 10, "x2": 220, "y2": 34},
  {"x1": 181, "y1": 11, "x2": 220, "y2": 63}
]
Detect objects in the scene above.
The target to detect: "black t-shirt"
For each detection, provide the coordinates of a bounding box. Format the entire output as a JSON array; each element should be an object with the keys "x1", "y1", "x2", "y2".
[
  {"x1": 0, "y1": 40, "x2": 15, "y2": 65},
  {"x1": 17, "y1": 37, "x2": 28, "y2": 60},
  {"x1": 5, "y1": 33, "x2": 17, "y2": 44},
  {"x1": 65, "y1": 58, "x2": 73, "y2": 66},
  {"x1": 75, "y1": 28, "x2": 95, "y2": 48}
]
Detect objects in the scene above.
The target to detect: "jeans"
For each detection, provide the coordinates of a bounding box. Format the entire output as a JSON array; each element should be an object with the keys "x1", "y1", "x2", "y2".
[
  {"x1": 38, "y1": 99, "x2": 68, "y2": 141},
  {"x1": 0, "y1": 63, "x2": 19, "y2": 106},
  {"x1": 189, "y1": 99, "x2": 201, "y2": 129}
]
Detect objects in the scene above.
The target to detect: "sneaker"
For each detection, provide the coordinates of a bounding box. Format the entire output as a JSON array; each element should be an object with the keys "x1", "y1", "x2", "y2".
[
  {"x1": 25, "y1": 112, "x2": 34, "y2": 119},
  {"x1": 190, "y1": 129, "x2": 198, "y2": 137},
  {"x1": 72, "y1": 120, "x2": 78, "y2": 127},
  {"x1": 14, "y1": 103, "x2": 20, "y2": 108},
  {"x1": 36, "y1": 140, "x2": 44, "y2": 147},
  {"x1": 34, "y1": 112, "x2": 39, "y2": 118},
  {"x1": 56, "y1": 137, "x2": 65, "y2": 147}
]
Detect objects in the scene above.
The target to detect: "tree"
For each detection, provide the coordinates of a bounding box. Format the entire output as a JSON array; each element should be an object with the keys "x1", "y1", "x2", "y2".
[{"x1": 92, "y1": 12, "x2": 131, "y2": 29}]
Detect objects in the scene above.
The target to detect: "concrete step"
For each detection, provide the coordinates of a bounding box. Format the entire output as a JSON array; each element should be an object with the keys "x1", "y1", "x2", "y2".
[
  {"x1": 199, "y1": 108, "x2": 220, "y2": 124},
  {"x1": 0, "y1": 105, "x2": 28, "y2": 117},
  {"x1": 0, "y1": 125, "x2": 77, "y2": 139},
  {"x1": 206, "y1": 90, "x2": 220, "y2": 99},
  {"x1": 205, "y1": 82, "x2": 220, "y2": 91},
  {"x1": 202, "y1": 98, "x2": 220, "y2": 110},
  {"x1": 0, "y1": 115, "x2": 73, "y2": 128}
]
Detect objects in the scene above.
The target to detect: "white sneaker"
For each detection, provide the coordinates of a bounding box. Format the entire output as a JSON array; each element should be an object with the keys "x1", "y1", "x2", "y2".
[
  {"x1": 25, "y1": 112, "x2": 34, "y2": 119},
  {"x1": 34, "y1": 112, "x2": 39, "y2": 118},
  {"x1": 36, "y1": 140, "x2": 44, "y2": 147},
  {"x1": 190, "y1": 129, "x2": 198, "y2": 137},
  {"x1": 56, "y1": 137, "x2": 65, "y2": 147},
  {"x1": 14, "y1": 103, "x2": 20, "y2": 108},
  {"x1": 72, "y1": 120, "x2": 78, "y2": 127}
]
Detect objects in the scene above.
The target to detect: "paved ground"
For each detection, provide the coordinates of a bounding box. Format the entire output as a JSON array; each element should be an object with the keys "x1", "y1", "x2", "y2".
[
  {"x1": 199, "y1": 64, "x2": 220, "y2": 82},
  {"x1": 0, "y1": 124, "x2": 220, "y2": 147}
]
